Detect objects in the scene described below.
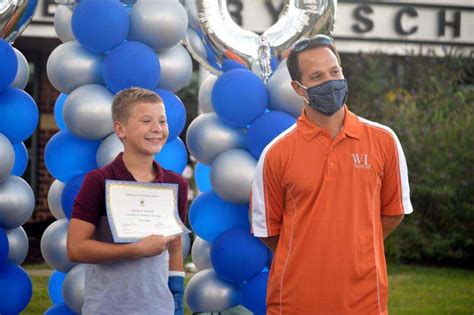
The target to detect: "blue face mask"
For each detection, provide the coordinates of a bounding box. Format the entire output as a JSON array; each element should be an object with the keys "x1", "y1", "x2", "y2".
[{"x1": 296, "y1": 79, "x2": 348, "y2": 116}]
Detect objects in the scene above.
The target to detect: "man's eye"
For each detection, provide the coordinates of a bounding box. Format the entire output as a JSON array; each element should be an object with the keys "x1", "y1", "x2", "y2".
[
  {"x1": 142, "y1": 120, "x2": 150, "y2": 123},
  {"x1": 160, "y1": 120, "x2": 167, "y2": 124}
]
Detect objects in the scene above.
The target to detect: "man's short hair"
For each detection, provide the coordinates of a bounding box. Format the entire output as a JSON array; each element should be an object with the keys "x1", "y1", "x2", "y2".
[
  {"x1": 112, "y1": 87, "x2": 164, "y2": 123},
  {"x1": 287, "y1": 35, "x2": 341, "y2": 82}
]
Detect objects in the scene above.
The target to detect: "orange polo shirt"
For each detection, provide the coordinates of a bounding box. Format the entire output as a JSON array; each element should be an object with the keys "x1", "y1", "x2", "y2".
[{"x1": 251, "y1": 106, "x2": 413, "y2": 315}]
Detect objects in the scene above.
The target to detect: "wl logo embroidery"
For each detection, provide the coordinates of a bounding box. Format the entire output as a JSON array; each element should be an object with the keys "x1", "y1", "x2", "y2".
[{"x1": 352, "y1": 154, "x2": 371, "y2": 169}]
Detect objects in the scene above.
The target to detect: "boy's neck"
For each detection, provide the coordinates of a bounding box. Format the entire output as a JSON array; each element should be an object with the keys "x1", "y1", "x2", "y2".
[{"x1": 122, "y1": 151, "x2": 156, "y2": 182}]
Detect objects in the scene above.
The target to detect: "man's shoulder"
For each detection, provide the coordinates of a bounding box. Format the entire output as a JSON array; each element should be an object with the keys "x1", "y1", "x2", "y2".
[
  {"x1": 260, "y1": 124, "x2": 299, "y2": 160},
  {"x1": 356, "y1": 115, "x2": 399, "y2": 142}
]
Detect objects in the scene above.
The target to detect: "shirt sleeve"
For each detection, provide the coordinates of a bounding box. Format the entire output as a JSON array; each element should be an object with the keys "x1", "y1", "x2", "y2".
[
  {"x1": 177, "y1": 178, "x2": 189, "y2": 224},
  {"x1": 71, "y1": 171, "x2": 105, "y2": 226},
  {"x1": 381, "y1": 131, "x2": 413, "y2": 216},
  {"x1": 251, "y1": 150, "x2": 284, "y2": 237}
]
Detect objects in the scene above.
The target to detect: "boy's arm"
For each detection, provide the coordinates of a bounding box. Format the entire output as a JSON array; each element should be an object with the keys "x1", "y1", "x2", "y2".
[
  {"x1": 67, "y1": 218, "x2": 177, "y2": 264},
  {"x1": 168, "y1": 236, "x2": 184, "y2": 315}
]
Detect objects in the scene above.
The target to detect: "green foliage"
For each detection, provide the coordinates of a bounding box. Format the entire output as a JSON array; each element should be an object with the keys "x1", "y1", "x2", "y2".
[{"x1": 343, "y1": 51, "x2": 474, "y2": 268}]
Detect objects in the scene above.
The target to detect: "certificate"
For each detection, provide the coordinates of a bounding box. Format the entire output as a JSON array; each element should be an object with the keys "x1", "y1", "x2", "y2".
[{"x1": 105, "y1": 180, "x2": 190, "y2": 243}]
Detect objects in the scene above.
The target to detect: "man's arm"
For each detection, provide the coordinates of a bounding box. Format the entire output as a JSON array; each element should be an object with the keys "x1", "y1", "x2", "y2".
[
  {"x1": 381, "y1": 214, "x2": 404, "y2": 239},
  {"x1": 67, "y1": 218, "x2": 176, "y2": 264},
  {"x1": 259, "y1": 236, "x2": 280, "y2": 252}
]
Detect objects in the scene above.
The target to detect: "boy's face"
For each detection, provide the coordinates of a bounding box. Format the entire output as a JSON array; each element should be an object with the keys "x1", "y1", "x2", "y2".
[{"x1": 115, "y1": 101, "x2": 169, "y2": 156}]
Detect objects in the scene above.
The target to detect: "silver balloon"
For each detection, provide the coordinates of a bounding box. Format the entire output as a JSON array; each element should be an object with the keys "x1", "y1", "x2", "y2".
[
  {"x1": 54, "y1": 5, "x2": 75, "y2": 43},
  {"x1": 6, "y1": 226, "x2": 28, "y2": 265},
  {"x1": 183, "y1": 28, "x2": 208, "y2": 75},
  {"x1": 0, "y1": 134, "x2": 14, "y2": 183},
  {"x1": 210, "y1": 149, "x2": 257, "y2": 204},
  {"x1": 0, "y1": 176, "x2": 35, "y2": 230},
  {"x1": 182, "y1": 233, "x2": 191, "y2": 259},
  {"x1": 267, "y1": 59, "x2": 304, "y2": 118},
  {"x1": 198, "y1": 75, "x2": 217, "y2": 114},
  {"x1": 129, "y1": 0, "x2": 188, "y2": 50},
  {"x1": 156, "y1": 44, "x2": 193, "y2": 92},
  {"x1": 63, "y1": 84, "x2": 114, "y2": 140},
  {"x1": 192, "y1": 0, "x2": 336, "y2": 80},
  {"x1": 183, "y1": 0, "x2": 200, "y2": 30},
  {"x1": 191, "y1": 236, "x2": 212, "y2": 271},
  {"x1": 185, "y1": 269, "x2": 239, "y2": 312},
  {"x1": 47, "y1": 41, "x2": 105, "y2": 94},
  {"x1": 186, "y1": 113, "x2": 247, "y2": 166},
  {"x1": 12, "y1": 47, "x2": 29, "y2": 90},
  {"x1": 41, "y1": 218, "x2": 77, "y2": 273},
  {"x1": 63, "y1": 264, "x2": 86, "y2": 314},
  {"x1": 0, "y1": 0, "x2": 38, "y2": 42},
  {"x1": 96, "y1": 133, "x2": 124, "y2": 168},
  {"x1": 47, "y1": 180, "x2": 66, "y2": 220}
]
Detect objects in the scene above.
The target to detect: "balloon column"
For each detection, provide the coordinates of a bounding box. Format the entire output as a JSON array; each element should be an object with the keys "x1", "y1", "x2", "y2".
[
  {"x1": 183, "y1": 1, "x2": 336, "y2": 314},
  {"x1": 43, "y1": 0, "x2": 192, "y2": 313},
  {"x1": 0, "y1": 1, "x2": 39, "y2": 312}
]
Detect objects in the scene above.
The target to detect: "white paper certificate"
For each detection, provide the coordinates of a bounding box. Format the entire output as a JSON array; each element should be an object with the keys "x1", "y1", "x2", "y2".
[{"x1": 105, "y1": 180, "x2": 189, "y2": 243}]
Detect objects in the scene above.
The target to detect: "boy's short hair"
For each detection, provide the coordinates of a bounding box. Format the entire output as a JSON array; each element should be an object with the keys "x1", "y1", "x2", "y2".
[{"x1": 112, "y1": 87, "x2": 164, "y2": 122}]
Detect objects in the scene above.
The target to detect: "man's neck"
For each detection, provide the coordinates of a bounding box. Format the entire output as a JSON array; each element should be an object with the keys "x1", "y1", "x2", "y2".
[
  {"x1": 304, "y1": 105, "x2": 345, "y2": 139},
  {"x1": 122, "y1": 151, "x2": 156, "y2": 182}
]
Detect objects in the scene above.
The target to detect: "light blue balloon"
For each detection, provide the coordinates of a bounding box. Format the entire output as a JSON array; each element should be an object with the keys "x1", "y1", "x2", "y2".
[
  {"x1": 44, "y1": 302, "x2": 76, "y2": 315},
  {"x1": 0, "y1": 88, "x2": 39, "y2": 143},
  {"x1": 189, "y1": 191, "x2": 250, "y2": 243},
  {"x1": 155, "y1": 89, "x2": 186, "y2": 142},
  {"x1": 155, "y1": 137, "x2": 188, "y2": 174},
  {"x1": 44, "y1": 130, "x2": 100, "y2": 182},
  {"x1": 0, "y1": 39, "x2": 18, "y2": 92},
  {"x1": 54, "y1": 93, "x2": 68, "y2": 130},
  {"x1": 195, "y1": 163, "x2": 211, "y2": 193},
  {"x1": 48, "y1": 270, "x2": 67, "y2": 305},
  {"x1": 11, "y1": 142, "x2": 28, "y2": 176}
]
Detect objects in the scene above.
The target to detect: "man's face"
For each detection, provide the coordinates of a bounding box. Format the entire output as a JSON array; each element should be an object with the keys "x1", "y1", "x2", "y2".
[
  {"x1": 115, "y1": 101, "x2": 169, "y2": 156},
  {"x1": 291, "y1": 47, "x2": 344, "y2": 98}
]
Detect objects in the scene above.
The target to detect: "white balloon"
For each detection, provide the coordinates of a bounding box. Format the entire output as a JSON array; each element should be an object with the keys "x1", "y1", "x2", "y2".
[
  {"x1": 12, "y1": 48, "x2": 29, "y2": 90},
  {"x1": 0, "y1": 134, "x2": 14, "y2": 183},
  {"x1": 41, "y1": 219, "x2": 77, "y2": 273},
  {"x1": 47, "y1": 180, "x2": 66, "y2": 220},
  {"x1": 54, "y1": 5, "x2": 75, "y2": 42},
  {"x1": 198, "y1": 75, "x2": 217, "y2": 114},
  {"x1": 0, "y1": 176, "x2": 35, "y2": 230},
  {"x1": 267, "y1": 59, "x2": 304, "y2": 118},
  {"x1": 191, "y1": 236, "x2": 212, "y2": 271},
  {"x1": 186, "y1": 113, "x2": 247, "y2": 166},
  {"x1": 156, "y1": 44, "x2": 193, "y2": 92},
  {"x1": 210, "y1": 149, "x2": 257, "y2": 204},
  {"x1": 63, "y1": 84, "x2": 114, "y2": 140},
  {"x1": 63, "y1": 264, "x2": 86, "y2": 313},
  {"x1": 6, "y1": 226, "x2": 28, "y2": 265},
  {"x1": 129, "y1": 0, "x2": 188, "y2": 50},
  {"x1": 47, "y1": 41, "x2": 104, "y2": 94},
  {"x1": 96, "y1": 133, "x2": 123, "y2": 168}
]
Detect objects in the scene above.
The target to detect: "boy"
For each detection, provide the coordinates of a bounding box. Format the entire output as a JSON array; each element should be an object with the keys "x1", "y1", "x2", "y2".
[{"x1": 67, "y1": 87, "x2": 188, "y2": 315}]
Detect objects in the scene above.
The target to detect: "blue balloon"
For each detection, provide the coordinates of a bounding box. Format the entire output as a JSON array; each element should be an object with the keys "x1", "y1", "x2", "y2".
[
  {"x1": 44, "y1": 303, "x2": 76, "y2": 315},
  {"x1": 0, "y1": 261, "x2": 32, "y2": 314},
  {"x1": 11, "y1": 142, "x2": 28, "y2": 176},
  {"x1": 189, "y1": 191, "x2": 250, "y2": 243},
  {"x1": 44, "y1": 130, "x2": 100, "y2": 183},
  {"x1": 48, "y1": 270, "x2": 67, "y2": 305},
  {"x1": 0, "y1": 228, "x2": 8, "y2": 261},
  {"x1": 0, "y1": 39, "x2": 18, "y2": 92},
  {"x1": 154, "y1": 89, "x2": 186, "y2": 142},
  {"x1": 103, "y1": 41, "x2": 160, "y2": 93},
  {"x1": 211, "y1": 69, "x2": 268, "y2": 127},
  {"x1": 211, "y1": 228, "x2": 268, "y2": 284},
  {"x1": 266, "y1": 249, "x2": 273, "y2": 269},
  {"x1": 155, "y1": 137, "x2": 188, "y2": 174},
  {"x1": 222, "y1": 60, "x2": 247, "y2": 72},
  {"x1": 246, "y1": 111, "x2": 296, "y2": 158},
  {"x1": 194, "y1": 163, "x2": 211, "y2": 193},
  {"x1": 54, "y1": 93, "x2": 68, "y2": 130},
  {"x1": 71, "y1": 0, "x2": 129, "y2": 53},
  {"x1": 240, "y1": 271, "x2": 269, "y2": 315},
  {"x1": 61, "y1": 173, "x2": 86, "y2": 220},
  {"x1": 0, "y1": 88, "x2": 39, "y2": 143}
]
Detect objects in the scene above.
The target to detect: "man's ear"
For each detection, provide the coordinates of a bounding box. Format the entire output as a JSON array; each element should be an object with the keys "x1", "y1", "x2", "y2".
[
  {"x1": 114, "y1": 120, "x2": 125, "y2": 140},
  {"x1": 291, "y1": 81, "x2": 307, "y2": 98}
]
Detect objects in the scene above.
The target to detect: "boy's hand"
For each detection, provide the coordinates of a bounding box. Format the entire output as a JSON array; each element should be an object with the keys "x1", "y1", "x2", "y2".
[{"x1": 133, "y1": 235, "x2": 178, "y2": 259}]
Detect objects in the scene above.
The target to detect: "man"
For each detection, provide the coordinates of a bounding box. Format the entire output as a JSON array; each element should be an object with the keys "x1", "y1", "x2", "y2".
[{"x1": 250, "y1": 35, "x2": 413, "y2": 314}]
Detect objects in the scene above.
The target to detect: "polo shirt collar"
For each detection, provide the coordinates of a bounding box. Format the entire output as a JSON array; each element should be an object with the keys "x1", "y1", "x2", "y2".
[
  {"x1": 296, "y1": 105, "x2": 361, "y2": 141},
  {"x1": 110, "y1": 152, "x2": 164, "y2": 183}
]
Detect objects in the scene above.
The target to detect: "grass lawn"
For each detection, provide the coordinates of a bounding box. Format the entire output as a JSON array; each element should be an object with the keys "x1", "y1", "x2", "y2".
[{"x1": 22, "y1": 264, "x2": 473, "y2": 314}]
